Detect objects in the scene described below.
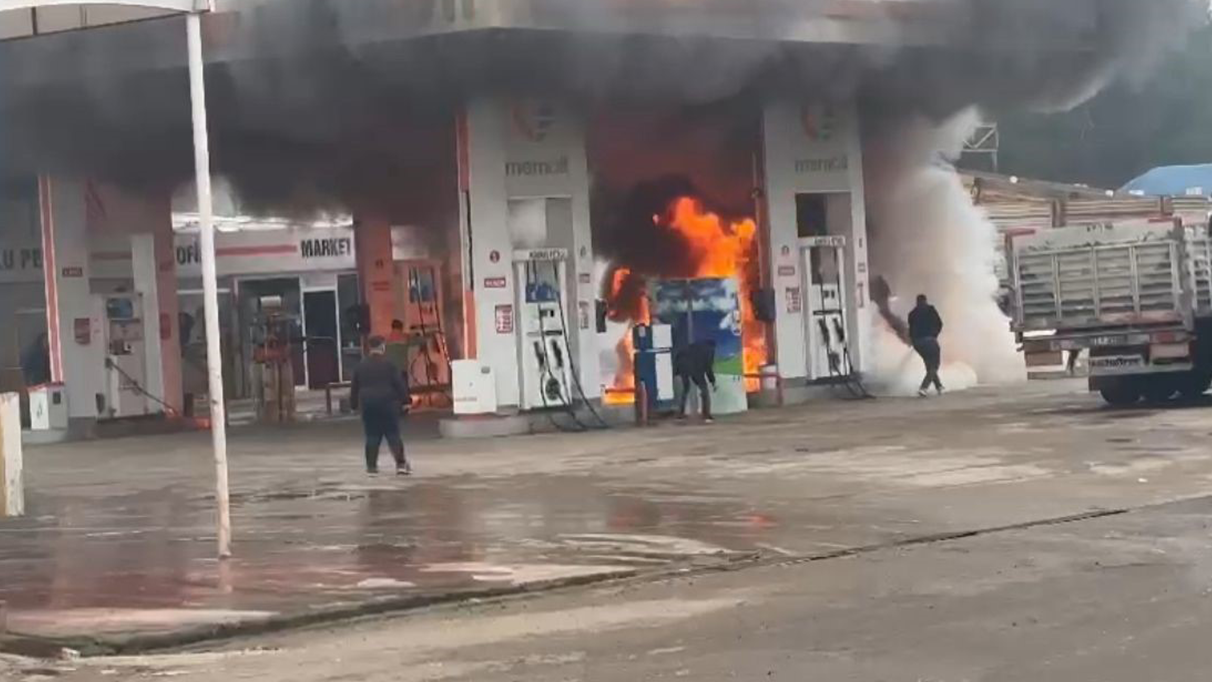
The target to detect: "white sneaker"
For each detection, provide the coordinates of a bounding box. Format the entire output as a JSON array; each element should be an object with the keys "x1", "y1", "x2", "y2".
[{"x1": 918, "y1": 389, "x2": 929, "y2": 398}]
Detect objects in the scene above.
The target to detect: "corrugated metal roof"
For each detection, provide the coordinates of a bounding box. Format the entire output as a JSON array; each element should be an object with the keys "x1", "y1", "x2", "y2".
[{"x1": 1122, "y1": 165, "x2": 1212, "y2": 198}]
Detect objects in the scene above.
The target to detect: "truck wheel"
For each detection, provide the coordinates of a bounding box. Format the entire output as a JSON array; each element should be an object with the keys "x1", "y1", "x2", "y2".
[
  {"x1": 1142, "y1": 382, "x2": 1177, "y2": 404},
  {"x1": 1100, "y1": 384, "x2": 1141, "y2": 407},
  {"x1": 1178, "y1": 373, "x2": 1212, "y2": 400}
]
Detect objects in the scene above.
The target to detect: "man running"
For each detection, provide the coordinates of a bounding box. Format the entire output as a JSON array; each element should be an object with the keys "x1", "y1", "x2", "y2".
[
  {"x1": 908, "y1": 294, "x2": 944, "y2": 397},
  {"x1": 351, "y1": 335, "x2": 412, "y2": 475}
]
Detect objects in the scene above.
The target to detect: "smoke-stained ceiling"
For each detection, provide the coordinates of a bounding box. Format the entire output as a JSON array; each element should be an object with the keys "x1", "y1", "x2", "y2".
[{"x1": 0, "y1": 0, "x2": 1200, "y2": 218}]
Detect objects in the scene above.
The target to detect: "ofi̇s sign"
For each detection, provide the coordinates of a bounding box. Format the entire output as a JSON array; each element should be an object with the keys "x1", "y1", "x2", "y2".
[{"x1": 173, "y1": 230, "x2": 356, "y2": 277}]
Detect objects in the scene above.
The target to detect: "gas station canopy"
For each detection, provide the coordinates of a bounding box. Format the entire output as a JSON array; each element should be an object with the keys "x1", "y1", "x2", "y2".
[{"x1": 0, "y1": 0, "x2": 199, "y2": 8}]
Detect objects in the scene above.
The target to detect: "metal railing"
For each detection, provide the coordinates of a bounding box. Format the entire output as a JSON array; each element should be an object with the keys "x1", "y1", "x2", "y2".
[{"x1": 1016, "y1": 240, "x2": 1182, "y2": 329}]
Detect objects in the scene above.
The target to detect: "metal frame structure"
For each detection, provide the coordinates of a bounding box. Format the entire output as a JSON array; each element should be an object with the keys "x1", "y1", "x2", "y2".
[
  {"x1": 0, "y1": 0, "x2": 231, "y2": 558},
  {"x1": 963, "y1": 123, "x2": 1000, "y2": 172}
]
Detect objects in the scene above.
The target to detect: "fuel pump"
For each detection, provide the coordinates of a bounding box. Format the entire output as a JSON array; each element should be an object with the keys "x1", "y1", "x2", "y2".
[
  {"x1": 100, "y1": 294, "x2": 150, "y2": 418},
  {"x1": 800, "y1": 236, "x2": 852, "y2": 381},
  {"x1": 514, "y1": 248, "x2": 573, "y2": 411},
  {"x1": 632, "y1": 323, "x2": 675, "y2": 413},
  {"x1": 398, "y1": 260, "x2": 451, "y2": 403},
  {"x1": 251, "y1": 295, "x2": 298, "y2": 424}
]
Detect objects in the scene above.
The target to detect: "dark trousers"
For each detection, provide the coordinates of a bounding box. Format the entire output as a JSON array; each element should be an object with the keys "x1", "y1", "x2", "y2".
[
  {"x1": 914, "y1": 337, "x2": 943, "y2": 392},
  {"x1": 677, "y1": 373, "x2": 712, "y2": 418},
  {"x1": 361, "y1": 402, "x2": 405, "y2": 471}
]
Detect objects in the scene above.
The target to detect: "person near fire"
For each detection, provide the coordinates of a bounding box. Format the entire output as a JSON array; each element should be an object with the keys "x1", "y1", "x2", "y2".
[
  {"x1": 674, "y1": 339, "x2": 717, "y2": 423},
  {"x1": 351, "y1": 335, "x2": 412, "y2": 476},
  {"x1": 908, "y1": 294, "x2": 944, "y2": 397}
]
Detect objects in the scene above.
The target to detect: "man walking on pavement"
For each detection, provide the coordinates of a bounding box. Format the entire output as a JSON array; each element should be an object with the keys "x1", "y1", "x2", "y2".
[
  {"x1": 908, "y1": 294, "x2": 945, "y2": 397},
  {"x1": 675, "y1": 339, "x2": 717, "y2": 423},
  {"x1": 351, "y1": 335, "x2": 412, "y2": 476}
]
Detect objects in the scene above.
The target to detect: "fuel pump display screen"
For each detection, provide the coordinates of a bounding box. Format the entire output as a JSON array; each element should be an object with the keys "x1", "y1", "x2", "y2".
[
  {"x1": 106, "y1": 297, "x2": 137, "y2": 321},
  {"x1": 524, "y1": 265, "x2": 560, "y2": 304}
]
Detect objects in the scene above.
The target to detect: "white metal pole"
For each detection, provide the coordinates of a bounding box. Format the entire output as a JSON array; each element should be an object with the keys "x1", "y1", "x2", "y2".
[{"x1": 186, "y1": 10, "x2": 231, "y2": 559}]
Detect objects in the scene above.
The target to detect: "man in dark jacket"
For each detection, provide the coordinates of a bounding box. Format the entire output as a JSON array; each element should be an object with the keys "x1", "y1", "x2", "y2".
[
  {"x1": 674, "y1": 339, "x2": 717, "y2": 422},
  {"x1": 907, "y1": 294, "x2": 944, "y2": 397},
  {"x1": 351, "y1": 336, "x2": 412, "y2": 475}
]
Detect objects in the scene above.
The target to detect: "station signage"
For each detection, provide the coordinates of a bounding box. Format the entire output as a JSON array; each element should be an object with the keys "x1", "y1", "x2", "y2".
[
  {"x1": 794, "y1": 156, "x2": 849, "y2": 174},
  {"x1": 514, "y1": 248, "x2": 568, "y2": 262},
  {"x1": 172, "y1": 227, "x2": 357, "y2": 278},
  {"x1": 504, "y1": 157, "x2": 569, "y2": 178},
  {"x1": 800, "y1": 236, "x2": 847, "y2": 248},
  {"x1": 494, "y1": 304, "x2": 514, "y2": 334},
  {"x1": 786, "y1": 287, "x2": 802, "y2": 314},
  {"x1": 767, "y1": 102, "x2": 855, "y2": 195},
  {"x1": 503, "y1": 100, "x2": 579, "y2": 197},
  {"x1": 299, "y1": 236, "x2": 352, "y2": 259},
  {"x1": 0, "y1": 246, "x2": 43, "y2": 282}
]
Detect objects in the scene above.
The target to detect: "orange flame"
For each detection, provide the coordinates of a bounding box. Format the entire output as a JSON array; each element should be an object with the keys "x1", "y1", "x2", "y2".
[
  {"x1": 604, "y1": 268, "x2": 641, "y2": 406},
  {"x1": 605, "y1": 196, "x2": 768, "y2": 399},
  {"x1": 664, "y1": 197, "x2": 766, "y2": 391}
]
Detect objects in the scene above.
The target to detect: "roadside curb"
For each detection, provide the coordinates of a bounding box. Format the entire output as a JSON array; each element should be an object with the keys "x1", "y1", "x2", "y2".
[
  {"x1": 0, "y1": 507, "x2": 1134, "y2": 659},
  {"x1": 0, "y1": 568, "x2": 648, "y2": 657}
]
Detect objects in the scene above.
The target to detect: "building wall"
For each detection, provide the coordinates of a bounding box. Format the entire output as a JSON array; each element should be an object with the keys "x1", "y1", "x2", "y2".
[
  {"x1": 0, "y1": 186, "x2": 46, "y2": 391},
  {"x1": 0, "y1": 6, "x2": 175, "y2": 40},
  {"x1": 10, "y1": 178, "x2": 188, "y2": 420},
  {"x1": 762, "y1": 100, "x2": 872, "y2": 380},
  {"x1": 355, "y1": 216, "x2": 399, "y2": 340},
  {"x1": 39, "y1": 177, "x2": 106, "y2": 419},
  {"x1": 462, "y1": 98, "x2": 600, "y2": 409}
]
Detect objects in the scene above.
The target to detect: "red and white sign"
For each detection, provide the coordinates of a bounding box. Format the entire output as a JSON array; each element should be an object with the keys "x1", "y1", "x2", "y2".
[
  {"x1": 786, "y1": 287, "x2": 802, "y2": 314},
  {"x1": 777, "y1": 265, "x2": 797, "y2": 278},
  {"x1": 169, "y1": 226, "x2": 356, "y2": 279},
  {"x1": 484, "y1": 276, "x2": 507, "y2": 289},
  {"x1": 73, "y1": 318, "x2": 91, "y2": 345},
  {"x1": 61, "y1": 266, "x2": 84, "y2": 278},
  {"x1": 494, "y1": 304, "x2": 514, "y2": 334}
]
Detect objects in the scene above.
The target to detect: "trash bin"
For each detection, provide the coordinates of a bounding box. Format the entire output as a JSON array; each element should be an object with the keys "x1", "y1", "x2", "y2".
[{"x1": 29, "y1": 382, "x2": 68, "y2": 431}]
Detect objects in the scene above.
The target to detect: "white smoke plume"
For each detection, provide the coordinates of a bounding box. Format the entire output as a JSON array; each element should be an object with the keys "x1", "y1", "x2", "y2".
[{"x1": 865, "y1": 108, "x2": 1024, "y2": 396}]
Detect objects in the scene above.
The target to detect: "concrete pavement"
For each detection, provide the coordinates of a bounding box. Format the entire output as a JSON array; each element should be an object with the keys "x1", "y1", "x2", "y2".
[
  {"x1": 10, "y1": 491, "x2": 1212, "y2": 680},
  {"x1": 4, "y1": 379, "x2": 1212, "y2": 651}
]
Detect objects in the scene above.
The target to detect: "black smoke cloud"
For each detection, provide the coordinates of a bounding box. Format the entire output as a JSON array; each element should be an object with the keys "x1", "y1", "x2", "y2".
[{"x1": 0, "y1": 0, "x2": 1203, "y2": 219}]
